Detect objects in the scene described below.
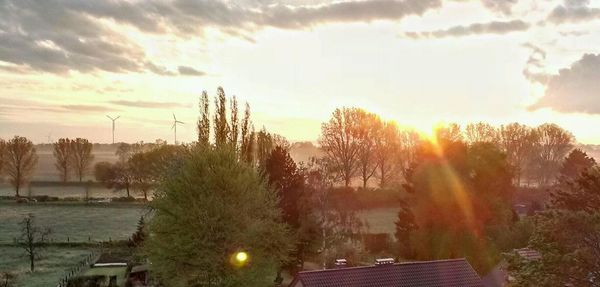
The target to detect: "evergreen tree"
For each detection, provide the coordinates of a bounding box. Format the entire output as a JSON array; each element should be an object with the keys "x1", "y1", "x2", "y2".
[
  {"x1": 129, "y1": 216, "x2": 146, "y2": 247},
  {"x1": 559, "y1": 148, "x2": 596, "y2": 180}
]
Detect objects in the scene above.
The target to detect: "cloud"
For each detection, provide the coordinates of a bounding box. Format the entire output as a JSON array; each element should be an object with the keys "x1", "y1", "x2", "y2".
[
  {"x1": 529, "y1": 53, "x2": 600, "y2": 114},
  {"x1": 522, "y1": 43, "x2": 551, "y2": 84},
  {"x1": 404, "y1": 20, "x2": 529, "y2": 38},
  {"x1": 62, "y1": 105, "x2": 117, "y2": 113},
  {"x1": 480, "y1": 0, "x2": 519, "y2": 15},
  {"x1": 0, "y1": 0, "x2": 445, "y2": 74},
  {"x1": 110, "y1": 100, "x2": 192, "y2": 109},
  {"x1": 548, "y1": 0, "x2": 600, "y2": 24},
  {"x1": 177, "y1": 66, "x2": 206, "y2": 76}
]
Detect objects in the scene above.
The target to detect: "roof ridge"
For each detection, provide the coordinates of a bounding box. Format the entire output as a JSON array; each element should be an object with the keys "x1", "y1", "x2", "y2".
[{"x1": 297, "y1": 258, "x2": 469, "y2": 275}]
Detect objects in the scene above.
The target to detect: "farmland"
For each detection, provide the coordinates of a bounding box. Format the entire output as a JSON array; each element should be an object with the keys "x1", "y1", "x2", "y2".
[
  {"x1": 0, "y1": 246, "x2": 93, "y2": 287},
  {"x1": 0, "y1": 202, "x2": 146, "y2": 243}
]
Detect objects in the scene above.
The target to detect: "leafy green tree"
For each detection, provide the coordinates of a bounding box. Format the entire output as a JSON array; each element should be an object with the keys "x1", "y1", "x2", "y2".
[
  {"x1": 508, "y1": 167, "x2": 600, "y2": 286},
  {"x1": 4, "y1": 136, "x2": 38, "y2": 197},
  {"x1": 240, "y1": 103, "x2": 254, "y2": 164},
  {"x1": 145, "y1": 147, "x2": 292, "y2": 286},
  {"x1": 397, "y1": 140, "x2": 514, "y2": 272},
  {"x1": 53, "y1": 138, "x2": 72, "y2": 182},
  {"x1": 559, "y1": 148, "x2": 596, "y2": 180},
  {"x1": 214, "y1": 87, "x2": 229, "y2": 147}
]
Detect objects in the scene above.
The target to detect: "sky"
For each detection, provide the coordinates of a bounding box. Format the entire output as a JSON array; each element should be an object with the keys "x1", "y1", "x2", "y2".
[{"x1": 1, "y1": 0, "x2": 600, "y2": 144}]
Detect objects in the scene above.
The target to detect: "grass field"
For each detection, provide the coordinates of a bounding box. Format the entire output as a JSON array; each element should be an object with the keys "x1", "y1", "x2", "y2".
[
  {"x1": 0, "y1": 203, "x2": 147, "y2": 243},
  {"x1": 0, "y1": 246, "x2": 94, "y2": 287}
]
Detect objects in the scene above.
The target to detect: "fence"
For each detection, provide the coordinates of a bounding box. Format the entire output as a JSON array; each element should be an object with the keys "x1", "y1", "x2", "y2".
[{"x1": 56, "y1": 251, "x2": 98, "y2": 287}]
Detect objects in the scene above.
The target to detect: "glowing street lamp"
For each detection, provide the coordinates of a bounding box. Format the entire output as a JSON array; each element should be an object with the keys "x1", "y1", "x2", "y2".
[{"x1": 231, "y1": 251, "x2": 249, "y2": 268}]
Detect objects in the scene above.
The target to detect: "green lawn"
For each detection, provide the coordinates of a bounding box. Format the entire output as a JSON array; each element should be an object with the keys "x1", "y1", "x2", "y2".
[
  {"x1": 0, "y1": 246, "x2": 94, "y2": 287},
  {"x1": 0, "y1": 202, "x2": 147, "y2": 243}
]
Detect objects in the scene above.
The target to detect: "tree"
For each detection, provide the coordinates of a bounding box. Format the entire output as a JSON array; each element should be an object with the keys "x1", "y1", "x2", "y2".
[
  {"x1": 535, "y1": 123, "x2": 574, "y2": 186},
  {"x1": 240, "y1": 103, "x2": 254, "y2": 164},
  {"x1": 559, "y1": 148, "x2": 595, "y2": 180},
  {"x1": 17, "y1": 214, "x2": 51, "y2": 272},
  {"x1": 256, "y1": 128, "x2": 274, "y2": 170},
  {"x1": 356, "y1": 111, "x2": 381, "y2": 189},
  {"x1": 265, "y1": 146, "x2": 309, "y2": 277},
  {"x1": 197, "y1": 90, "x2": 210, "y2": 146},
  {"x1": 70, "y1": 138, "x2": 94, "y2": 182},
  {"x1": 551, "y1": 167, "x2": 600, "y2": 213},
  {"x1": 498, "y1": 123, "x2": 537, "y2": 185},
  {"x1": 4, "y1": 136, "x2": 38, "y2": 197},
  {"x1": 0, "y1": 139, "x2": 5, "y2": 178},
  {"x1": 214, "y1": 87, "x2": 229, "y2": 147},
  {"x1": 319, "y1": 108, "x2": 362, "y2": 187},
  {"x1": 394, "y1": 197, "x2": 417, "y2": 259},
  {"x1": 129, "y1": 216, "x2": 146, "y2": 248},
  {"x1": 53, "y1": 138, "x2": 72, "y2": 182},
  {"x1": 396, "y1": 140, "x2": 514, "y2": 272},
  {"x1": 434, "y1": 123, "x2": 463, "y2": 144},
  {"x1": 464, "y1": 122, "x2": 498, "y2": 144},
  {"x1": 129, "y1": 153, "x2": 153, "y2": 201},
  {"x1": 145, "y1": 147, "x2": 292, "y2": 286},
  {"x1": 374, "y1": 121, "x2": 400, "y2": 188},
  {"x1": 0, "y1": 272, "x2": 15, "y2": 287},
  {"x1": 229, "y1": 96, "x2": 239, "y2": 150},
  {"x1": 94, "y1": 161, "x2": 133, "y2": 197}
]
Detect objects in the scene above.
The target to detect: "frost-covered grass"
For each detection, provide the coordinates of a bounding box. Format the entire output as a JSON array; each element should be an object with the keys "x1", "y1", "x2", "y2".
[
  {"x1": 0, "y1": 246, "x2": 93, "y2": 287},
  {"x1": 0, "y1": 202, "x2": 146, "y2": 243}
]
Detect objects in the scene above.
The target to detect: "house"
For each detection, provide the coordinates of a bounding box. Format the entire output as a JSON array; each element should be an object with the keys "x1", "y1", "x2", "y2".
[
  {"x1": 289, "y1": 258, "x2": 483, "y2": 287},
  {"x1": 68, "y1": 253, "x2": 129, "y2": 287}
]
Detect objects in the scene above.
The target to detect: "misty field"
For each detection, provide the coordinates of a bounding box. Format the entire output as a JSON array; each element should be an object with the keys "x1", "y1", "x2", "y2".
[
  {"x1": 0, "y1": 246, "x2": 93, "y2": 287},
  {"x1": 0, "y1": 203, "x2": 146, "y2": 243}
]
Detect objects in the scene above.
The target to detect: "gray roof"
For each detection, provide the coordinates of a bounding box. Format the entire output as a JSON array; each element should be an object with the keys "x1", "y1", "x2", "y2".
[{"x1": 291, "y1": 258, "x2": 483, "y2": 287}]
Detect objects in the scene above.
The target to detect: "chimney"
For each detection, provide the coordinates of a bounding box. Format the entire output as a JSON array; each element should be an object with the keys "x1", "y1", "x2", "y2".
[{"x1": 375, "y1": 258, "x2": 395, "y2": 266}]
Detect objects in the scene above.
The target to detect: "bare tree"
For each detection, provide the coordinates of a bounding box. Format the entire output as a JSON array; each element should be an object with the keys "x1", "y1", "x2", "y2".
[
  {"x1": 0, "y1": 139, "x2": 5, "y2": 177},
  {"x1": 197, "y1": 90, "x2": 210, "y2": 146},
  {"x1": 53, "y1": 138, "x2": 72, "y2": 182},
  {"x1": 319, "y1": 108, "x2": 362, "y2": 187},
  {"x1": 536, "y1": 123, "x2": 575, "y2": 186},
  {"x1": 397, "y1": 129, "x2": 421, "y2": 182},
  {"x1": 17, "y1": 214, "x2": 51, "y2": 272},
  {"x1": 356, "y1": 110, "x2": 381, "y2": 189},
  {"x1": 70, "y1": 138, "x2": 94, "y2": 182},
  {"x1": 498, "y1": 123, "x2": 536, "y2": 186},
  {"x1": 374, "y1": 121, "x2": 401, "y2": 188},
  {"x1": 464, "y1": 122, "x2": 499, "y2": 144},
  {"x1": 0, "y1": 272, "x2": 15, "y2": 287},
  {"x1": 435, "y1": 123, "x2": 463, "y2": 143},
  {"x1": 4, "y1": 136, "x2": 38, "y2": 197}
]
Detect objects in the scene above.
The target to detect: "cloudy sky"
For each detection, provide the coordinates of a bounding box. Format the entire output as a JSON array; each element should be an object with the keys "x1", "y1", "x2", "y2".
[{"x1": 1, "y1": 0, "x2": 600, "y2": 144}]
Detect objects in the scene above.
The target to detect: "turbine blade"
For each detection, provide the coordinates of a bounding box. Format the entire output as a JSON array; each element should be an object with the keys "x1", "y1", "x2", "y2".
[
  {"x1": 173, "y1": 113, "x2": 176, "y2": 120},
  {"x1": 115, "y1": 116, "x2": 120, "y2": 120}
]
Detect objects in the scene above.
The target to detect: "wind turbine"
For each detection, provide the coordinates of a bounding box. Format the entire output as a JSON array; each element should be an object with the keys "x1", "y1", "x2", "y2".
[
  {"x1": 106, "y1": 115, "x2": 120, "y2": 144},
  {"x1": 172, "y1": 113, "x2": 184, "y2": 144}
]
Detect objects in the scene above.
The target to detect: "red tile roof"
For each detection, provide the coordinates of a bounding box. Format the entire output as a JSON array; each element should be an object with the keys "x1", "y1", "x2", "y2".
[{"x1": 290, "y1": 258, "x2": 483, "y2": 287}]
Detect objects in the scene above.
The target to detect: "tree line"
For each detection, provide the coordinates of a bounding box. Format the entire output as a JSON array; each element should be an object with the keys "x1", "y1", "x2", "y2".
[{"x1": 320, "y1": 107, "x2": 575, "y2": 189}]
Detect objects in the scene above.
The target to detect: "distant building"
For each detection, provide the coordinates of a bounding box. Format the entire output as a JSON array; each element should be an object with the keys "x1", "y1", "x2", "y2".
[{"x1": 289, "y1": 258, "x2": 483, "y2": 287}]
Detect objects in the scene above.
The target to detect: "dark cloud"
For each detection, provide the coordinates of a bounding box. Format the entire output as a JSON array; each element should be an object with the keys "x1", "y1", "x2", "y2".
[
  {"x1": 110, "y1": 100, "x2": 191, "y2": 109},
  {"x1": 529, "y1": 53, "x2": 600, "y2": 114},
  {"x1": 404, "y1": 20, "x2": 529, "y2": 38},
  {"x1": 0, "y1": 0, "x2": 444, "y2": 74},
  {"x1": 177, "y1": 66, "x2": 206, "y2": 76},
  {"x1": 548, "y1": 0, "x2": 600, "y2": 24}
]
